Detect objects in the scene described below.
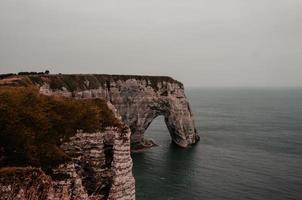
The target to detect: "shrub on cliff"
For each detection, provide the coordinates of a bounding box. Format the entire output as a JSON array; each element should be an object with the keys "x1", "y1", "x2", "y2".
[{"x1": 0, "y1": 87, "x2": 119, "y2": 171}]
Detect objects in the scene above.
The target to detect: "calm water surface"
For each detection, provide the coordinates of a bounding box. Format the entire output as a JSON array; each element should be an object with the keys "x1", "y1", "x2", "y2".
[{"x1": 131, "y1": 88, "x2": 302, "y2": 200}]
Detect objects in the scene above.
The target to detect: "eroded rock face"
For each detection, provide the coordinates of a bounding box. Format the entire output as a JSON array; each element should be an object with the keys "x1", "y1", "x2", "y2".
[
  {"x1": 34, "y1": 75, "x2": 200, "y2": 149},
  {"x1": 0, "y1": 168, "x2": 53, "y2": 200},
  {"x1": 0, "y1": 127, "x2": 135, "y2": 200}
]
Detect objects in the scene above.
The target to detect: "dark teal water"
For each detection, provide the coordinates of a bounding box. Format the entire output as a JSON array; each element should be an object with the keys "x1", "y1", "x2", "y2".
[{"x1": 132, "y1": 88, "x2": 302, "y2": 200}]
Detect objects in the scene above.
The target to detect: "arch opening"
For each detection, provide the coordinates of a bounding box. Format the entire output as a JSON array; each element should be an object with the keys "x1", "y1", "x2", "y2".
[
  {"x1": 130, "y1": 114, "x2": 175, "y2": 151},
  {"x1": 144, "y1": 116, "x2": 172, "y2": 147}
]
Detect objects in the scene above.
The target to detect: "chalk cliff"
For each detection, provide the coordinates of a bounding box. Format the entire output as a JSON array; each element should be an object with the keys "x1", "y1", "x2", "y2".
[
  {"x1": 0, "y1": 129, "x2": 135, "y2": 200},
  {"x1": 0, "y1": 87, "x2": 135, "y2": 200},
  {"x1": 6, "y1": 74, "x2": 200, "y2": 150}
]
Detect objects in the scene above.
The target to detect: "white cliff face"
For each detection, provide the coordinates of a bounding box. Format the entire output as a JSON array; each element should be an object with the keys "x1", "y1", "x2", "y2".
[
  {"x1": 0, "y1": 128, "x2": 135, "y2": 200},
  {"x1": 37, "y1": 75, "x2": 200, "y2": 149},
  {"x1": 57, "y1": 127, "x2": 135, "y2": 200}
]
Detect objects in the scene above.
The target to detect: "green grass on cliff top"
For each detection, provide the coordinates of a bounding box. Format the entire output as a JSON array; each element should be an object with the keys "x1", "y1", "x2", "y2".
[{"x1": 0, "y1": 87, "x2": 119, "y2": 172}]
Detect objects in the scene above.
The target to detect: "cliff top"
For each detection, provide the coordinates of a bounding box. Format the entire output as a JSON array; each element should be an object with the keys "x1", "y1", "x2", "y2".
[{"x1": 0, "y1": 73, "x2": 183, "y2": 91}]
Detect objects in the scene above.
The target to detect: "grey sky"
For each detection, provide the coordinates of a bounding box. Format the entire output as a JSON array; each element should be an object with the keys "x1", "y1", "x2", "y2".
[{"x1": 0, "y1": 0, "x2": 301, "y2": 87}]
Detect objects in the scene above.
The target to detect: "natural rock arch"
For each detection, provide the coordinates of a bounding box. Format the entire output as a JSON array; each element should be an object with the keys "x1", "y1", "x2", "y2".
[
  {"x1": 3, "y1": 74, "x2": 200, "y2": 149},
  {"x1": 123, "y1": 95, "x2": 198, "y2": 149},
  {"x1": 72, "y1": 75, "x2": 200, "y2": 149}
]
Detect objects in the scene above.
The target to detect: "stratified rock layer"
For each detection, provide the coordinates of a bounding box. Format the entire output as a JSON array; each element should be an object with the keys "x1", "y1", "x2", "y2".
[{"x1": 0, "y1": 128, "x2": 135, "y2": 200}]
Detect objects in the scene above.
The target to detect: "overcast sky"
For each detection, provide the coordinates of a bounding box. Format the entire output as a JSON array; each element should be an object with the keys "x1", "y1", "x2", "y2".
[{"x1": 0, "y1": 0, "x2": 301, "y2": 87}]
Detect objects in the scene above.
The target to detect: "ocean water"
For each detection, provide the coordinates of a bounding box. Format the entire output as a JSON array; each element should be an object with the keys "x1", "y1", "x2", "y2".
[{"x1": 131, "y1": 88, "x2": 302, "y2": 200}]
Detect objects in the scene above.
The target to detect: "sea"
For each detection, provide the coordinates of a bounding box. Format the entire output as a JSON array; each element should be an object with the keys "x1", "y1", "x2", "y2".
[{"x1": 131, "y1": 88, "x2": 302, "y2": 200}]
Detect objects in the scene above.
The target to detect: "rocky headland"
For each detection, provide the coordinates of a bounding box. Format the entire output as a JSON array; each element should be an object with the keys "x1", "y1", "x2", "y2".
[{"x1": 0, "y1": 74, "x2": 199, "y2": 200}]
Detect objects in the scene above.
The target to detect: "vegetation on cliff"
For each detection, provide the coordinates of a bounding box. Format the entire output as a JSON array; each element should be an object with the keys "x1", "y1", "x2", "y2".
[
  {"x1": 0, "y1": 73, "x2": 183, "y2": 91},
  {"x1": 0, "y1": 87, "x2": 119, "y2": 171}
]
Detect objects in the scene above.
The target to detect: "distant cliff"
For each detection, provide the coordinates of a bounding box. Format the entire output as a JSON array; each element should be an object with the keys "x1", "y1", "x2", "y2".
[{"x1": 0, "y1": 74, "x2": 200, "y2": 150}]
